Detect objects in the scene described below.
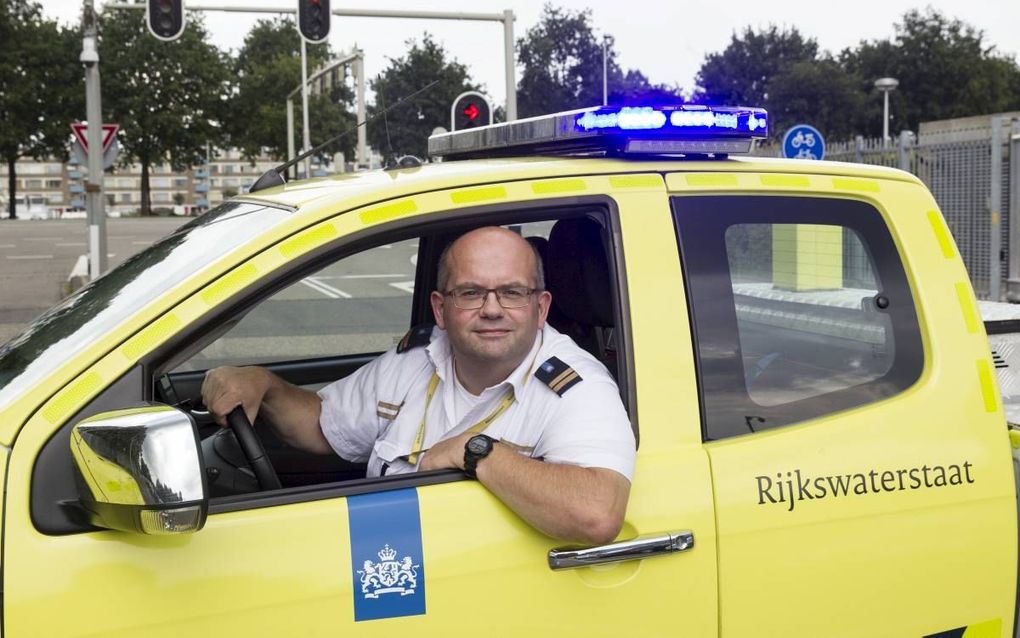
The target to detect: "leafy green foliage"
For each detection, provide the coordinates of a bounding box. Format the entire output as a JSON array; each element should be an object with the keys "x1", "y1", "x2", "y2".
[
  {"x1": 694, "y1": 25, "x2": 865, "y2": 140},
  {"x1": 0, "y1": 0, "x2": 83, "y2": 218},
  {"x1": 99, "y1": 6, "x2": 231, "y2": 214},
  {"x1": 695, "y1": 25, "x2": 818, "y2": 107},
  {"x1": 228, "y1": 17, "x2": 355, "y2": 164},
  {"x1": 766, "y1": 59, "x2": 865, "y2": 141},
  {"x1": 841, "y1": 8, "x2": 1020, "y2": 135},
  {"x1": 694, "y1": 11, "x2": 1020, "y2": 142},
  {"x1": 516, "y1": 5, "x2": 678, "y2": 117},
  {"x1": 367, "y1": 34, "x2": 477, "y2": 162}
]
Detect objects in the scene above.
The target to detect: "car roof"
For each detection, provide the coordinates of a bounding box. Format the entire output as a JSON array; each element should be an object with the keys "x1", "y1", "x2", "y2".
[{"x1": 240, "y1": 155, "x2": 925, "y2": 212}]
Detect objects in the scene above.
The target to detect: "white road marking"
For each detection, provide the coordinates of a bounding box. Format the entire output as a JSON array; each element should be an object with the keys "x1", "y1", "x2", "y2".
[
  {"x1": 389, "y1": 281, "x2": 415, "y2": 294},
  {"x1": 7, "y1": 254, "x2": 53, "y2": 259},
  {"x1": 0, "y1": 244, "x2": 15, "y2": 248},
  {"x1": 301, "y1": 277, "x2": 352, "y2": 299},
  {"x1": 132, "y1": 241, "x2": 152, "y2": 246},
  {"x1": 22, "y1": 237, "x2": 62, "y2": 241},
  {"x1": 57, "y1": 242, "x2": 85, "y2": 247}
]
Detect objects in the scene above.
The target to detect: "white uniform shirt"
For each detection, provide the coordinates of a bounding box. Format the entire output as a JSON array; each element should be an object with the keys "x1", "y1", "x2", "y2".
[{"x1": 317, "y1": 324, "x2": 635, "y2": 480}]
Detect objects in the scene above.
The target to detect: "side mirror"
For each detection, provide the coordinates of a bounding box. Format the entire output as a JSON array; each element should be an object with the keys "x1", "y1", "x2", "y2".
[{"x1": 70, "y1": 404, "x2": 208, "y2": 535}]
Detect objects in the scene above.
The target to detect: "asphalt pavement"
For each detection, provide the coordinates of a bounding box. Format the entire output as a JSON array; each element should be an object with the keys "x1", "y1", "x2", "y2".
[{"x1": 0, "y1": 217, "x2": 189, "y2": 345}]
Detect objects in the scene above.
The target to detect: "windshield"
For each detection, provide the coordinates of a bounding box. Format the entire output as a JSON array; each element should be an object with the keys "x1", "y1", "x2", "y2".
[{"x1": 0, "y1": 201, "x2": 293, "y2": 411}]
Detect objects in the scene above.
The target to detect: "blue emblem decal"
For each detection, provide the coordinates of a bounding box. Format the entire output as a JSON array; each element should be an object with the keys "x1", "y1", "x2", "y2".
[{"x1": 348, "y1": 488, "x2": 426, "y2": 622}]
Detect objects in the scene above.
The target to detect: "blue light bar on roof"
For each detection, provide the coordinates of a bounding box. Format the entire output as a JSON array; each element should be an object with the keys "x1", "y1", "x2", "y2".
[
  {"x1": 428, "y1": 103, "x2": 769, "y2": 160},
  {"x1": 575, "y1": 105, "x2": 768, "y2": 136}
]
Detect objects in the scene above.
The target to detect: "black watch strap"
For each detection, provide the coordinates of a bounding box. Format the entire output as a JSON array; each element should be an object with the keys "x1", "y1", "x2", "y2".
[{"x1": 463, "y1": 434, "x2": 496, "y2": 478}]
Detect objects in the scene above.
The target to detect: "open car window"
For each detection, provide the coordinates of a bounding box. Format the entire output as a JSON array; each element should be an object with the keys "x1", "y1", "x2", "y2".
[
  {"x1": 154, "y1": 208, "x2": 627, "y2": 504},
  {"x1": 172, "y1": 238, "x2": 420, "y2": 372}
]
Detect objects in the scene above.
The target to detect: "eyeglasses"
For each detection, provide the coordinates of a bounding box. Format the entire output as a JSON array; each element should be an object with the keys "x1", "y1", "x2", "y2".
[{"x1": 444, "y1": 286, "x2": 539, "y2": 309}]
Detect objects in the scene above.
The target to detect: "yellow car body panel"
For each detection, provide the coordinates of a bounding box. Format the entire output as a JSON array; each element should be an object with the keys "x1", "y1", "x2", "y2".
[
  {"x1": 669, "y1": 170, "x2": 1017, "y2": 636},
  {"x1": 3, "y1": 172, "x2": 719, "y2": 636},
  {"x1": 0, "y1": 152, "x2": 1015, "y2": 636}
]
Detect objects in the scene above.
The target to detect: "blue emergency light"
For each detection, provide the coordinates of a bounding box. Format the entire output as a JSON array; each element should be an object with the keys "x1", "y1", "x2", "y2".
[{"x1": 428, "y1": 104, "x2": 768, "y2": 160}]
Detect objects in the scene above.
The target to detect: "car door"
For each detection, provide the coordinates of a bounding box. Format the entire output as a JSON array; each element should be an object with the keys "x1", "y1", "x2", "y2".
[
  {"x1": 7, "y1": 173, "x2": 719, "y2": 636},
  {"x1": 668, "y1": 171, "x2": 1017, "y2": 637}
]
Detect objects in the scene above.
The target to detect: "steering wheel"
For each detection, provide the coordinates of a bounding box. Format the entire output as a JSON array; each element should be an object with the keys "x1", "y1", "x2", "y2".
[{"x1": 226, "y1": 407, "x2": 282, "y2": 491}]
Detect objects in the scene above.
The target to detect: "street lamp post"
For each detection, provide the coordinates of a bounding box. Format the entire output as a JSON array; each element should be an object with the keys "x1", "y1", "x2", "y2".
[
  {"x1": 874, "y1": 77, "x2": 899, "y2": 147},
  {"x1": 602, "y1": 36, "x2": 608, "y2": 105}
]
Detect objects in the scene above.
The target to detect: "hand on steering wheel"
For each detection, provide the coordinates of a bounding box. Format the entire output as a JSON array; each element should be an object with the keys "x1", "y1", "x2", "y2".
[{"x1": 226, "y1": 406, "x2": 282, "y2": 490}]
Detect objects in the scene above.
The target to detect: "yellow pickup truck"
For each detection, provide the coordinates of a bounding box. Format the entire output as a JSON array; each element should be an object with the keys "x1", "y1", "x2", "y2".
[{"x1": 0, "y1": 105, "x2": 1015, "y2": 637}]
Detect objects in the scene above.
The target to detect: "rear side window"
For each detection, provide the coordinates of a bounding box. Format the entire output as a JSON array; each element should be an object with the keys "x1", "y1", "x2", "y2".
[{"x1": 673, "y1": 196, "x2": 923, "y2": 440}]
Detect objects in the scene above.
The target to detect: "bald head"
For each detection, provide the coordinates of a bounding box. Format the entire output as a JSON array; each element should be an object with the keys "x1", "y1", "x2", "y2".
[{"x1": 437, "y1": 227, "x2": 545, "y2": 292}]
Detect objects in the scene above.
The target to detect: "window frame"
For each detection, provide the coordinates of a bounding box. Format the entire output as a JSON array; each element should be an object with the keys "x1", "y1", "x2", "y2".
[
  {"x1": 672, "y1": 194, "x2": 924, "y2": 442},
  {"x1": 140, "y1": 196, "x2": 634, "y2": 516}
]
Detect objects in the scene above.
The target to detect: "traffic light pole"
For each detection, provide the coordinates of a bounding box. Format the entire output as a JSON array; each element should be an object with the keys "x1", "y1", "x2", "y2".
[
  {"x1": 287, "y1": 49, "x2": 366, "y2": 174},
  {"x1": 300, "y1": 38, "x2": 312, "y2": 179},
  {"x1": 80, "y1": 0, "x2": 108, "y2": 279},
  {"x1": 106, "y1": 3, "x2": 519, "y2": 120}
]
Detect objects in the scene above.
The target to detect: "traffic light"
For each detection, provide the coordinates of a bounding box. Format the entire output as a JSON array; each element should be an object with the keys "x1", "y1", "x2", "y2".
[
  {"x1": 297, "y1": 0, "x2": 330, "y2": 44},
  {"x1": 451, "y1": 92, "x2": 492, "y2": 131},
  {"x1": 146, "y1": 0, "x2": 185, "y2": 41}
]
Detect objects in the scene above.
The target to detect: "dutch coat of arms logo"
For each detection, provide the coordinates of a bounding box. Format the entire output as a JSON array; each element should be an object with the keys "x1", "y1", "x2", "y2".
[{"x1": 358, "y1": 544, "x2": 419, "y2": 599}]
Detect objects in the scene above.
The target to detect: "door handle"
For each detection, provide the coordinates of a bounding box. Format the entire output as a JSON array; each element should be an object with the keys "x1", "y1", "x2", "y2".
[{"x1": 547, "y1": 530, "x2": 694, "y2": 570}]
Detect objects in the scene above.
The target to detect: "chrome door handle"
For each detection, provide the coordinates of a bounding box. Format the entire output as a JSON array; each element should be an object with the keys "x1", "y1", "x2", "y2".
[{"x1": 548, "y1": 530, "x2": 694, "y2": 570}]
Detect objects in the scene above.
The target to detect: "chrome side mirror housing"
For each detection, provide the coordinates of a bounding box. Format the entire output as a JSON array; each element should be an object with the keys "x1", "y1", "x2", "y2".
[{"x1": 70, "y1": 404, "x2": 208, "y2": 535}]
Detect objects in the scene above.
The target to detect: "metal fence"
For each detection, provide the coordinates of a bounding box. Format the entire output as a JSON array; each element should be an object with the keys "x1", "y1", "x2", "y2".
[{"x1": 755, "y1": 118, "x2": 1020, "y2": 300}]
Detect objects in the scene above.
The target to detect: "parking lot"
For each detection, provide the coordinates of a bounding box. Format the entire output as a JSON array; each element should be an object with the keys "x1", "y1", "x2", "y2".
[{"x1": 0, "y1": 217, "x2": 189, "y2": 344}]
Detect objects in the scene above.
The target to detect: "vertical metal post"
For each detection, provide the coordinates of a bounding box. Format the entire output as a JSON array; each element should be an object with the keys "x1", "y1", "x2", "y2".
[
  {"x1": 355, "y1": 51, "x2": 366, "y2": 168},
  {"x1": 855, "y1": 135, "x2": 864, "y2": 164},
  {"x1": 602, "y1": 37, "x2": 607, "y2": 106},
  {"x1": 81, "y1": 0, "x2": 107, "y2": 279},
  {"x1": 502, "y1": 9, "x2": 516, "y2": 121},
  {"x1": 991, "y1": 117, "x2": 1003, "y2": 301},
  {"x1": 897, "y1": 130, "x2": 912, "y2": 172},
  {"x1": 1008, "y1": 119, "x2": 1020, "y2": 300},
  {"x1": 300, "y1": 38, "x2": 312, "y2": 179},
  {"x1": 286, "y1": 98, "x2": 295, "y2": 179},
  {"x1": 882, "y1": 91, "x2": 891, "y2": 148}
]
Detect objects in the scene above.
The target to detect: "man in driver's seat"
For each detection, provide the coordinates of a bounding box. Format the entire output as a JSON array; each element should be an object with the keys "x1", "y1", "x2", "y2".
[{"x1": 202, "y1": 226, "x2": 635, "y2": 544}]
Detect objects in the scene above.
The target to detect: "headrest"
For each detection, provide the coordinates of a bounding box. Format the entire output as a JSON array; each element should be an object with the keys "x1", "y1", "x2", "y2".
[{"x1": 545, "y1": 218, "x2": 614, "y2": 327}]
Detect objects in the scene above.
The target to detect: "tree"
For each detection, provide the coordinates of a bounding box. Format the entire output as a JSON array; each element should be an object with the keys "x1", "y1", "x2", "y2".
[
  {"x1": 516, "y1": 5, "x2": 679, "y2": 118},
  {"x1": 841, "y1": 9, "x2": 1020, "y2": 135},
  {"x1": 0, "y1": 0, "x2": 83, "y2": 219},
  {"x1": 228, "y1": 18, "x2": 355, "y2": 166},
  {"x1": 694, "y1": 26, "x2": 871, "y2": 141},
  {"x1": 367, "y1": 34, "x2": 477, "y2": 162},
  {"x1": 766, "y1": 59, "x2": 865, "y2": 140},
  {"x1": 695, "y1": 25, "x2": 818, "y2": 107},
  {"x1": 99, "y1": 7, "x2": 231, "y2": 215}
]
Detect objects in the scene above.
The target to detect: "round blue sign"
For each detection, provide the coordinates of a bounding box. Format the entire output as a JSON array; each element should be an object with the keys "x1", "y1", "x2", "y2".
[{"x1": 782, "y1": 124, "x2": 825, "y2": 160}]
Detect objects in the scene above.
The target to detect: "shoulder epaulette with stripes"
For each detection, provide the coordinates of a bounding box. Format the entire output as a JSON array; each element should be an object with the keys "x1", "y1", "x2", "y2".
[
  {"x1": 396, "y1": 323, "x2": 433, "y2": 354},
  {"x1": 534, "y1": 356, "x2": 583, "y2": 397}
]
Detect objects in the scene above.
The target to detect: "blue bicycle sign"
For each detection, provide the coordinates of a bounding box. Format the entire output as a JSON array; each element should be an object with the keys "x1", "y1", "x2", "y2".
[{"x1": 782, "y1": 124, "x2": 825, "y2": 160}]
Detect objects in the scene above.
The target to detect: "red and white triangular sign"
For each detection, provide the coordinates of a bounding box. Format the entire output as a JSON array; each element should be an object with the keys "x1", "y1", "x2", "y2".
[{"x1": 71, "y1": 123, "x2": 119, "y2": 153}]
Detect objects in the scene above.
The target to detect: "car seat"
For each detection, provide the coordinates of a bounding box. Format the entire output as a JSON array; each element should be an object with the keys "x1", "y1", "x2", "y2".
[{"x1": 541, "y1": 217, "x2": 618, "y2": 376}]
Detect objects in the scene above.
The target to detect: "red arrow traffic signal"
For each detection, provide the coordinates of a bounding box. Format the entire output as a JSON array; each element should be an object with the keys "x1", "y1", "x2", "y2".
[{"x1": 451, "y1": 92, "x2": 491, "y2": 131}]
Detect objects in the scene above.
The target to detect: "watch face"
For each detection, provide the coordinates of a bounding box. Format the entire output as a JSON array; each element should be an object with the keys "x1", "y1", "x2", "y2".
[{"x1": 467, "y1": 435, "x2": 490, "y2": 455}]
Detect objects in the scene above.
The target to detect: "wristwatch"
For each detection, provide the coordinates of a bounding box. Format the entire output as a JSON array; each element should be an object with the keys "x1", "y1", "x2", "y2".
[{"x1": 463, "y1": 434, "x2": 496, "y2": 478}]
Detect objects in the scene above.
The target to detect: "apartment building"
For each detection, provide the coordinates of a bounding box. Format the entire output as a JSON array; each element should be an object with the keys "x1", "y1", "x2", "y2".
[{"x1": 1, "y1": 150, "x2": 283, "y2": 218}]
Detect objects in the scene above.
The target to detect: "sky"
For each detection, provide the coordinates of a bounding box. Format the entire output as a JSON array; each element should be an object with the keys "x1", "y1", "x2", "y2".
[{"x1": 42, "y1": 0, "x2": 1020, "y2": 110}]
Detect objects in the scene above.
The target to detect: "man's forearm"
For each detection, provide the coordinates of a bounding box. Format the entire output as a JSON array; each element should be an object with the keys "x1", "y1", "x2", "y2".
[
  {"x1": 257, "y1": 370, "x2": 332, "y2": 454},
  {"x1": 474, "y1": 444, "x2": 630, "y2": 545}
]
